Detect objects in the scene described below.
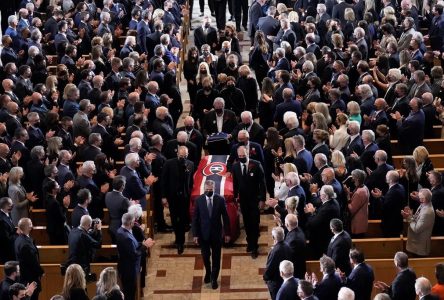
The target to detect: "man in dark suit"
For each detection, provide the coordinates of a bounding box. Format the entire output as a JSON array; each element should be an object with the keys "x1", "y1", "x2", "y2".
[
  {"x1": 192, "y1": 180, "x2": 230, "y2": 289},
  {"x1": 326, "y1": 219, "x2": 352, "y2": 275},
  {"x1": 14, "y1": 218, "x2": 44, "y2": 300},
  {"x1": 194, "y1": 17, "x2": 218, "y2": 53},
  {"x1": 273, "y1": 19, "x2": 296, "y2": 50},
  {"x1": 363, "y1": 98, "x2": 389, "y2": 132},
  {"x1": 231, "y1": 111, "x2": 265, "y2": 146},
  {"x1": 136, "y1": 10, "x2": 150, "y2": 54},
  {"x1": 297, "y1": 280, "x2": 319, "y2": 300},
  {"x1": 77, "y1": 161, "x2": 107, "y2": 219},
  {"x1": 415, "y1": 277, "x2": 440, "y2": 300},
  {"x1": 116, "y1": 213, "x2": 154, "y2": 300},
  {"x1": 356, "y1": 129, "x2": 379, "y2": 172},
  {"x1": 232, "y1": 146, "x2": 266, "y2": 258},
  {"x1": 226, "y1": 130, "x2": 264, "y2": 171},
  {"x1": 161, "y1": 146, "x2": 194, "y2": 254},
  {"x1": 304, "y1": 185, "x2": 341, "y2": 258},
  {"x1": 202, "y1": 98, "x2": 238, "y2": 139},
  {"x1": 71, "y1": 189, "x2": 91, "y2": 228},
  {"x1": 0, "y1": 261, "x2": 37, "y2": 300},
  {"x1": 276, "y1": 260, "x2": 299, "y2": 300},
  {"x1": 371, "y1": 170, "x2": 405, "y2": 237},
  {"x1": 66, "y1": 214, "x2": 102, "y2": 275},
  {"x1": 91, "y1": 112, "x2": 122, "y2": 160},
  {"x1": 45, "y1": 181, "x2": 68, "y2": 245},
  {"x1": 312, "y1": 255, "x2": 342, "y2": 300},
  {"x1": 105, "y1": 176, "x2": 131, "y2": 243},
  {"x1": 10, "y1": 128, "x2": 30, "y2": 172},
  {"x1": 374, "y1": 251, "x2": 417, "y2": 300},
  {"x1": 391, "y1": 97, "x2": 425, "y2": 155},
  {"x1": 174, "y1": 116, "x2": 204, "y2": 157},
  {"x1": 273, "y1": 88, "x2": 302, "y2": 131},
  {"x1": 331, "y1": 0, "x2": 353, "y2": 26},
  {"x1": 340, "y1": 248, "x2": 374, "y2": 300},
  {"x1": 284, "y1": 214, "x2": 306, "y2": 279},
  {"x1": 0, "y1": 197, "x2": 16, "y2": 263},
  {"x1": 257, "y1": 7, "x2": 280, "y2": 39},
  {"x1": 146, "y1": 21, "x2": 163, "y2": 58},
  {"x1": 120, "y1": 152, "x2": 156, "y2": 210},
  {"x1": 263, "y1": 227, "x2": 293, "y2": 300},
  {"x1": 248, "y1": 0, "x2": 265, "y2": 41},
  {"x1": 163, "y1": 131, "x2": 199, "y2": 167}
]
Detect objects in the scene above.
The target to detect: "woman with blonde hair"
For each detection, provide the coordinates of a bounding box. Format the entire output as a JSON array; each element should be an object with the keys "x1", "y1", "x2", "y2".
[
  {"x1": 314, "y1": 102, "x2": 332, "y2": 125},
  {"x1": 273, "y1": 162, "x2": 298, "y2": 202},
  {"x1": 196, "y1": 62, "x2": 211, "y2": 86},
  {"x1": 329, "y1": 113, "x2": 350, "y2": 151},
  {"x1": 8, "y1": 166, "x2": 38, "y2": 226},
  {"x1": 331, "y1": 150, "x2": 348, "y2": 181},
  {"x1": 62, "y1": 264, "x2": 89, "y2": 300},
  {"x1": 272, "y1": 195, "x2": 299, "y2": 228},
  {"x1": 347, "y1": 101, "x2": 362, "y2": 124},
  {"x1": 47, "y1": 136, "x2": 63, "y2": 163},
  {"x1": 343, "y1": 8, "x2": 356, "y2": 42},
  {"x1": 312, "y1": 129, "x2": 330, "y2": 158},
  {"x1": 413, "y1": 146, "x2": 434, "y2": 189},
  {"x1": 311, "y1": 112, "x2": 329, "y2": 131},
  {"x1": 97, "y1": 267, "x2": 121, "y2": 296}
]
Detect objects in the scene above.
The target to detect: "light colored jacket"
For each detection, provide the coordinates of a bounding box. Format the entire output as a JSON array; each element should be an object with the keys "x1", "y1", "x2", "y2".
[
  {"x1": 8, "y1": 183, "x2": 29, "y2": 226},
  {"x1": 406, "y1": 203, "x2": 435, "y2": 256}
]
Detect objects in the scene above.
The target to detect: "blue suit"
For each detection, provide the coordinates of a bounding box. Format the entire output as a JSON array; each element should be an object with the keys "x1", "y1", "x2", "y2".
[
  {"x1": 119, "y1": 166, "x2": 148, "y2": 208},
  {"x1": 136, "y1": 20, "x2": 150, "y2": 54},
  {"x1": 192, "y1": 193, "x2": 230, "y2": 282},
  {"x1": 345, "y1": 262, "x2": 375, "y2": 300},
  {"x1": 314, "y1": 273, "x2": 342, "y2": 300},
  {"x1": 276, "y1": 277, "x2": 299, "y2": 300},
  {"x1": 116, "y1": 227, "x2": 145, "y2": 300},
  {"x1": 274, "y1": 100, "x2": 302, "y2": 130},
  {"x1": 397, "y1": 110, "x2": 425, "y2": 155},
  {"x1": 226, "y1": 141, "x2": 265, "y2": 171},
  {"x1": 63, "y1": 100, "x2": 80, "y2": 118},
  {"x1": 296, "y1": 149, "x2": 313, "y2": 173}
]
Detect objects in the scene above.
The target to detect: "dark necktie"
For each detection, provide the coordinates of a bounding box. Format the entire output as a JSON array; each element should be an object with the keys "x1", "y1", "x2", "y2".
[
  {"x1": 207, "y1": 197, "x2": 213, "y2": 218},
  {"x1": 242, "y1": 164, "x2": 247, "y2": 177}
]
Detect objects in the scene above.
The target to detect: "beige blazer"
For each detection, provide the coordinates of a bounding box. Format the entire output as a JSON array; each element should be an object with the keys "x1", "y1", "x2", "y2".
[{"x1": 406, "y1": 203, "x2": 435, "y2": 256}]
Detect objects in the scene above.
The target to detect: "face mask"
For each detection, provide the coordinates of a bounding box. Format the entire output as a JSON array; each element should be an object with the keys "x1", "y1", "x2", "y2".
[
  {"x1": 224, "y1": 48, "x2": 230, "y2": 53},
  {"x1": 204, "y1": 86, "x2": 212, "y2": 91},
  {"x1": 239, "y1": 157, "x2": 247, "y2": 163},
  {"x1": 35, "y1": 122, "x2": 41, "y2": 127},
  {"x1": 204, "y1": 23, "x2": 210, "y2": 28},
  {"x1": 215, "y1": 108, "x2": 223, "y2": 114},
  {"x1": 228, "y1": 62, "x2": 235, "y2": 68},
  {"x1": 346, "y1": 128, "x2": 351, "y2": 135},
  {"x1": 179, "y1": 157, "x2": 186, "y2": 164},
  {"x1": 185, "y1": 125, "x2": 193, "y2": 131},
  {"x1": 178, "y1": 142, "x2": 186, "y2": 146},
  {"x1": 200, "y1": 70, "x2": 207, "y2": 75},
  {"x1": 225, "y1": 31, "x2": 231, "y2": 36},
  {"x1": 244, "y1": 122, "x2": 251, "y2": 128},
  {"x1": 205, "y1": 191, "x2": 214, "y2": 197}
]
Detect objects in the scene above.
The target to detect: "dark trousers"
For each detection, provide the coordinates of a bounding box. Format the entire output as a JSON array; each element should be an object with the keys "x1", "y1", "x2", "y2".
[
  {"x1": 170, "y1": 205, "x2": 189, "y2": 246},
  {"x1": 228, "y1": 0, "x2": 233, "y2": 16},
  {"x1": 240, "y1": 202, "x2": 260, "y2": 250},
  {"x1": 153, "y1": 185, "x2": 167, "y2": 229},
  {"x1": 234, "y1": 0, "x2": 248, "y2": 30},
  {"x1": 214, "y1": 0, "x2": 227, "y2": 30},
  {"x1": 200, "y1": 238, "x2": 222, "y2": 281},
  {"x1": 198, "y1": 0, "x2": 215, "y2": 12},
  {"x1": 121, "y1": 272, "x2": 137, "y2": 300},
  {"x1": 266, "y1": 280, "x2": 281, "y2": 300}
]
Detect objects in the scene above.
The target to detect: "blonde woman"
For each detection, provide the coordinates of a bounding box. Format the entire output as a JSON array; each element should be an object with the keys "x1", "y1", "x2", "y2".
[
  {"x1": 47, "y1": 136, "x2": 63, "y2": 163},
  {"x1": 196, "y1": 62, "x2": 211, "y2": 86},
  {"x1": 312, "y1": 112, "x2": 329, "y2": 131},
  {"x1": 314, "y1": 102, "x2": 332, "y2": 125},
  {"x1": 62, "y1": 264, "x2": 89, "y2": 300},
  {"x1": 8, "y1": 167, "x2": 38, "y2": 226},
  {"x1": 273, "y1": 196, "x2": 299, "y2": 227},
  {"x1": 273, "y1": 162, "x2": 298, "y2": 201},
  {"x1": 347, "y1": 101, "x2": 362, "y2": 124},
  {"x1": 329, "y1": 113, "x2": 350, "y2": 151},
  {"x1": 97, "y1": 267, "x2": 122, "y2": 296},
  {"x1": 331, "y1": 150, "x2": 348, "y2": 181},
  {"x1": 413, "y1": 146, "x2": 434, "y2": 188}
]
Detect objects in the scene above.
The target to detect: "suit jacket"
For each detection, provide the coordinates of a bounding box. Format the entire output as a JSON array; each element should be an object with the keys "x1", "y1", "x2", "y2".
[
  {"x1": 161, "y1": 158, "x2": 194, "y2": 211},
  {"x1": 14, "y1": 234, "x2": 44, "y2": 287},
  {"x1": 67, "y1": 227, "x2": 102, "y2": 272},
  {"x1": 345, "y1": 262, "x2": 375, "y2": 300},
  {"x1": 327, "y1": 231, "x2": 352, "y2": 275},
  {"x1": 136, "y1": 20, "x2": 151, "y2": 54},
  {"x1": 0, "y1": 211, "x2": 16, "y2": 263},
  {"x1": 231, "y1": 122, "x2": 266, "y2": 146},
  {"x1": 105, "y1": 190, "x2": 130, "y2": 237},
  {"x1": 257, "y1": 16, "x2": 280, "y2": 36},
  {"x1": 263, "y1": 241, "x2": 293, "y2": 285},
  {"x1": 232, "y1": 159, "x2": 266, "y2": 206},
  {"x1": 360, "y1": 143, "x2": 379, "y2": 171},
  {"x1": 194, "y1": 26, "x2": 218, "y2": 53},
  {"x1": 202, "y1": 109, "x2": 238, "y2": 137},
  {"x1": 248, "y1": 1, "x2": 264, "y2": 37},
  {"x1": 174, "y1": 127, "x2": 204, "y2": 156},
  {"x1": 314, "y1": 273, "x2": 342, "y2": 300},
  {"x1": 306, "y1": 200, "x2": 341, "y2": 258},
  {"x1": 227, "y1": 141, "x2": 264, "y2": 171},
  {"x1": 348, "y1": 186, "x2": 369, "y2": 235},
  {"x1": 151, "y1": 118, "x2": 174, "y2": 143},
  {"x1": 274, "y1": 29, "x2": 296, "y2": 49},
  {"x1": 332, "y1": 1, "x2": 354, "y2": 26},
  {"x1": 192, "y1": 194, "x2": 230, "y2": 241},
  {"x1": 45, "y1": 195, "x2": 67, "y2": 244},
  {"x1": 380, "y1": 183, "x2": 405, "y2": 238},
  {"x1": 388, "y1": 268, "x2": 417, "y2": 300},
  {"x1": 80, "y1": 145, "x2": 102, "y2": 162},
  {"x1": 71, "y1": 205, "x2": 89, "y2": 228},
  {"x1": 91, "y1": 124, "x2": 118, "y2": 159},
  {"x1": 284, "y1": 227, "x2": 306, "y2": 278},
  {"x1": 274, "y1": 101, "x2": 302, "y2": 130},
  {"x1": 146, "y1": 31, "x2": 162, "y2": 57},
  {"x1": 397, "y1": 110, "x2": 425, "y2": 154},
  {"x1": 116, "y1": 226, "x2": 145, "y2": 278},
  {"x1": 406, "y1": 203, "x2": 435, "y2": 256},
  {"x1": 163, "y1": 140, "x2": 199, "y2": 167},
  {"x1": 276, "y1": 277, "x2": 299, "y2": 300},
  {"x1": 120, "y1": 166, "x2": 148, "y2": 202},
  {"x1": 365, "y1": 163, "x2": 393, "y2": 194}
]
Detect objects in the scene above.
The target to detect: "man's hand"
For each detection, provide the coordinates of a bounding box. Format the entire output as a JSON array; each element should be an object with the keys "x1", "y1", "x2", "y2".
[
  {"x1": 266, "y1": 198, "x2": 278, "y2": 208},
  {"x1": 162, "y1": 198, "x2": 169, "y2": 208},
  {"x1": 74, "y1": 136, "x2": 85, "y2": 146},
  {"x1": 365, "y1": 167, "x2": 372, "y2": 175},
  {"x1": 143, "y1": 238, "x2": 155, "y2": 248},
  {"x1": 401, "y1": 206, "x2": 413, "y2": 219},
  {"x1": 26, "y1": 192, "x2": 38, "y2": 202},
  {"x1": 436, "y1": 209, "x2": 444, "y2": 218},
  {"x1": 25, "y1": 281, "x2": 37, "y2": 296},
  {"x1": 114, "y1": 138, "x2": 124, "y2": 145},
  {"x1": 145, "y1": 175, "x2": 158, "y2": 186},
  {"x1": 100, "y1": 183, "x2": 110, "y2": 193},
  {"x1": 144, "y1": 152, "x2": 157, "y2": 164},
  {"x1": 12, "y1": 151, "x2": 22, "y2": 165},
  {"x1": 64, "y1": 180, "x2": 74, "y2": 191},
  {"x1": 193, "y1": 237, "x2": 199, "y2": 245},
  {"x1": 304, "y1": 203, "x2": 315, "y2": 214},
  {"x1": 63, "y1": 195, "x2": 71, "y2": 208},
  {"x1": 374, "y1": 281, "x2": 389, "y2": 291},
  {"x1": 390, "y1": 111, "x2": 402, "y2": 121},
  {"x1": 300, "y1": 173, "x2": 312, "y2": 182},
  {"x1": 371, "y1": 188, "x2": 382, "y2": 198},
  {"x1": 336, "y1": 268, "x2": 346, "y2": 280}
]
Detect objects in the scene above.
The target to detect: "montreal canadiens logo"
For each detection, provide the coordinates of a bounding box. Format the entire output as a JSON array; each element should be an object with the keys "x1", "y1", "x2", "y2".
[{"x1": 202, "y1": 162, "x2": 226, "y2": 176}]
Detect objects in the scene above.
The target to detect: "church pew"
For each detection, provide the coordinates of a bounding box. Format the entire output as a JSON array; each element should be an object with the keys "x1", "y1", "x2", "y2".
[
  {"x1": 30, "y1": 208, "x2": 110, "y2": 226},
  {"x1": 351, "y1": 237, "x2": 404, "y2": 259},
  {"x1": 392, "y1": 154, "x2": 444, "y2": 169},
  {"x1": 306, "y1": 257, "x2": 444, "y2": 299},
  {"x1": 32, "y1": 226, "x2": 113, "y2": 245},
  {"x1": 391, "y1": 139, "x2": 444, "y2": 155},
  {"x1": 0, "y1": 263, "x2": 120, "y2": 300},
  {"x1": 401, "y1": 236, "x2": 444, "y2": 257},
  {"x1": 37, "y1": 245, "x2": 118, "y2": 264},
  {"x1": 366, "y1": 220, "x2": 383, "y2": 238}
]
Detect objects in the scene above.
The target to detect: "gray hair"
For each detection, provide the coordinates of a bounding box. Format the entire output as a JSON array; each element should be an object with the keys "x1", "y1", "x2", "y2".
[
  {"x1": 272, "y1": 226, "x2": 285, "y2": 242},
  {"x1": 338, "y1": 287, "x2": 355, "y2": 300},
  {"x1": 321, "y1": 185, "x2": 336, "y2": 199},
  {"x1": 361, "y1": 129, "x2": 375, "y2": 142},
  {"x1": 82, "y1": 161, "x2": 96, "y2": 173},
  {"x1": 285, "y1": 172, "x2": 300, "y2": 186},
  {"x1": 30, "y1": 145, "x2": 45, "y2": 160},
  {"x1": 279, "y1": 260, "x2": 294, "y2": 278},
  {"x1": 176, "y1": 131, "x2": 188, "y2": 143},
  {"x1": 28, "y1": 46, "x2": 40, "y2": 57},
  {"x1": 125, "y1": 152, "x2": 140, "y2": 167},
  {"x1": 213, "y1": 97, "x2": 225, "y2": 107},
  {"x1": 129, "y1": 137, "x2": 142, "y2": 150},
  {"x1": 80, "y1": 214, "x2": 92, "y2": 227},
  {"x1": 88, "y1": 132, "x2": 102, "y2": 146},
  {"x1": 415, "y1": 277, "x2": 432, "y2": 296},
  {"x1": 128, "y1": 204, "x2": 143, "y2": 220},
  {"x1": 358, "y1": 84, "x2": 373, "y2": 99},
  {"x1": 121, "y1": 212, "x2": 135, "y2": 226},
  {"x1": 351, "y1": 169, "x2": 366, "y2": 185}
]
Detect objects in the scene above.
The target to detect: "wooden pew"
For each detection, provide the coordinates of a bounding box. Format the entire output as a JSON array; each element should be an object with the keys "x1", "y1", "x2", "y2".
[
  {"x1": 30, "y1": 208, "x2": 110, "y2": 226},
  {"x1": 32, "y1": 226, "x2": 113, "y2": 245},
  {"x1": 306, "y1": 257, "x2": 444, "y2": 299},
  {"x1": 351, "y1": 237, "x2": 404, "y2": 259},
  {"x1": 393, "y1": 154, "x2": 444, "y2": 169},
  {"x1": 0, "y1": 263, "x2": 119, "y2": 300},
  {"x1": 366, "y1": 220, "x2": 383, "y2": 238},
  {"x1": 38, "y1": 245, "x2": 118, "y2": 264},
  {"x1": 391, "y1": 139, "x2": 444, "y2": 155},
  {"x1": 400, "y1": 236, "x2": 444, "y2": 257}
]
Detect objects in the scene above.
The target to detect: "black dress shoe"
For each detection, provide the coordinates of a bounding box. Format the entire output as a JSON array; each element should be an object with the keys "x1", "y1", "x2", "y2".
[
  {"x1": 177, "y1": 244, "x2": 184, "y2": 255},
  {"x1": 204, "y1": 273, "x2": 211, "y2": 284},
  {"x1": 246, "y1": 245, "x2": 252, "y2": 253},
  {"x1": 199, "y1": 12, "x2": 204, "y2": 17},
  {"x1": 211, "y1": 281, "x2": 218, "y2": 289},
  {"x1": 211, "y1": 12, "x2": 215, "y2": 17},
  {"x1": 251, "y1": 249, "x2": 258, "y2": 259}
]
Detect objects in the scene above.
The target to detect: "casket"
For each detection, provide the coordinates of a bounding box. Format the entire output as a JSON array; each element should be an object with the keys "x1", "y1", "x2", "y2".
[{"x1": 190, "y1": 155, "x2": 240, "y2": 242}]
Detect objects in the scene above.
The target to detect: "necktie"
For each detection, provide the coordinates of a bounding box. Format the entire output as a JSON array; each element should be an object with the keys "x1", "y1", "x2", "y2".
[
  {"x1": 207, "y1": 197, "x2": 213, "y2": 218},
  {"x1": 242, "y1": 164, "x2": 247, "y2": 177}
]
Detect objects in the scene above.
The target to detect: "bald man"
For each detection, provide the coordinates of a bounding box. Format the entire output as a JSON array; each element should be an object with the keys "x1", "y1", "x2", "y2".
[
  {"x1": 421, "y1": 92, "x2": 437, "y2": 138},
  {"x1": 2, "y1": 79, "x2": 19, "y2": 104},
  {"x1": 363, "y1": 98, "x2": 389, "y2": 132},
  {"x1": 163, "y1": 131, "x2": 199, "y2": 166},
  {"x1": 174, "y1": 116, "x2": 204, "y2": 156}
]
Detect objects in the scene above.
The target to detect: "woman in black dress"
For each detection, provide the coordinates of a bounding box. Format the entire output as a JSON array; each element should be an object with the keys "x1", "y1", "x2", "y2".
[
  {"x1": 249, "y1": 30, "x2": 270, "y2": 90},
  {"x1": 258, "y1": 77, "x2": 276, "y2": 130},
  {"x1": 183, "y1": 46, "x2": 199, "y2": 115}
]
